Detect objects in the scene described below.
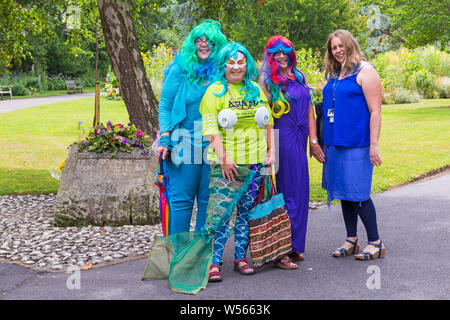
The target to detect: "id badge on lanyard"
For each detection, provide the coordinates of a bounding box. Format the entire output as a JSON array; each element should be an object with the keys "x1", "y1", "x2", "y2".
[
  {"x1": 329, "y1": 71, "x2": 343, "y2": 124},
  {"x1": 327, "y1": 107, "x2": 334, "y2": 123}
]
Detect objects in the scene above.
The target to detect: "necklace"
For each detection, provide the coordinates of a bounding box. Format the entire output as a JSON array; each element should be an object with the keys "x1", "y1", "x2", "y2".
[{"x1": 227, "y1": 82, "x2": 240, "y2": 108}]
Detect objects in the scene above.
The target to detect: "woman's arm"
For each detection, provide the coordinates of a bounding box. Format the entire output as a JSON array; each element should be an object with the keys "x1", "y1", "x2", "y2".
[
  {"x1": 258, "y1": 80, "x2": 275, "y2": 167},
  {"x1": 156, "y1": 63, "x2": 183, "y2": 160},
  {"x1": 359, "y1": 64, "x2": 382, "y2": 167},
  {"x1": 307, "y1": 103, "x2": 325, "y2": 163},
  {"x1": 208, "y1": 134, "x2": 239, "y2": 181},
  {"x1": 265, "y1": 125, "x2": 276, "y2": 166}
]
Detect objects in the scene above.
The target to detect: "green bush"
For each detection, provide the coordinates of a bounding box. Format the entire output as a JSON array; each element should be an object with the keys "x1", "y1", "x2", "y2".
[
  {"x1": 436, "y1": 77, "x2": 450, "y2": 98},
  {"x1": 370, "y1": 46, "x2": 449, "y2": 103},
  {"x1": 142, "y1": 43, "x2": 175, "y2": 98},
  {"x1": 47, "y1": 77, "x2": 67, "y2": 91},
  {"x1": 382, "y1": 87, "x2": 417, "y2": 104},
  {"x1": 410, "y1": 69, "x2": 437, "y2": 98},
  {"x1": 12, "y1": 83, "x2": 29, "y2": 96},
  {"x1": 296, "y1": 48, "x2": 326, "y2": 104}
]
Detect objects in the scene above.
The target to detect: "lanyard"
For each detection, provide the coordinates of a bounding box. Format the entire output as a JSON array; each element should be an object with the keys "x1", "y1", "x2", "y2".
[
  {"x1": 328, "y1": 69, "x2": 347, "y2": 123},
  {"x1": 332, "y1": 70, "x2": 343, "y2": 109}
]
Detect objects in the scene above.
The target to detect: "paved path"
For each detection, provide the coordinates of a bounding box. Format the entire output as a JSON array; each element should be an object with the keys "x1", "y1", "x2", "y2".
[
  {"x1": 0, "y1": 93, "x2": 94, "y2": 114},
  {"x1": 1, "y1": 172, "x2": 449, "y2": 301}
]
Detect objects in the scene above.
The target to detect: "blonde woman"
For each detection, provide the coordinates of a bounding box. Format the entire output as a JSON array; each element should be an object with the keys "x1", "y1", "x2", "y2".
[{"x1": 321, "y1": 30, "x2": 385, "y2": 260}]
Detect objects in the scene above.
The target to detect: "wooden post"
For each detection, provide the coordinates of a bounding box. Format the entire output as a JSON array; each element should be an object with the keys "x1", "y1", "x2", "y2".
[{"x1": 93, "y1": 25, "x2": 100, "y2": 128}]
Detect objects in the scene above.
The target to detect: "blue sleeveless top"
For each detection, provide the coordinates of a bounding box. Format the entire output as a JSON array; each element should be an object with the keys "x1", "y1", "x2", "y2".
[{"x1": 322, "y1": 67, "x2": 370, "y2": 148}]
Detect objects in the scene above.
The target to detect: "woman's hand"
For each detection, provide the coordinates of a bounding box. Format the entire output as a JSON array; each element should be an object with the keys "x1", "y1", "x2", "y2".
[
  {"x1": 265, "y1": 149, "x2": 276, "y2": 167},
  {"x1": 156, "y1": 146, "x2": 169, "y2": 161},
  {"x1": 310, "y1": 143, "x2": 325, "y2": 163},
  {"x1": 370, "y1": 144, "x2": 382, "y2": 167},
  {"x1": 220, "y1": 155, "x2": 239, "y2": 181}
]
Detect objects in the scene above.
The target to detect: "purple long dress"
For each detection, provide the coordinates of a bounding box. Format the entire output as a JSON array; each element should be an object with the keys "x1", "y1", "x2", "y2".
[{"x1": 274, "y1": 79, "x2": 310, "y2": 254}]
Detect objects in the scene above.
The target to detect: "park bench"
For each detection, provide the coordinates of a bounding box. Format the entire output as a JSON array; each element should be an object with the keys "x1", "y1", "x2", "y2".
[
  {"x1": 65, "y1": 80, "x2": 83, "y2": 94},
  {"x1": 0, "y1": 85, "x2": 12, "y2": 100}
]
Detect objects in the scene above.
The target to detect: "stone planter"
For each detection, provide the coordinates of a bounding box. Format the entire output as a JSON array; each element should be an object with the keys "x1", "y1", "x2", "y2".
[{"x1": 55, "y1": 146, "x2": 160, "y2": 227}]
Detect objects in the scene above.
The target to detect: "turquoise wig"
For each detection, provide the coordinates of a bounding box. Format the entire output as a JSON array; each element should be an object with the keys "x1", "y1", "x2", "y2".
[
  {"x1": 214, "y1": 42, "x2": 260, "y2": 102},
  {"x1": 177, "y1": 19, "x2": 227, "y2": 88}
]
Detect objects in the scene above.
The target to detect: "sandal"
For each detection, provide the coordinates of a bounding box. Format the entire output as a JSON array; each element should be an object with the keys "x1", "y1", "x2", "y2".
[
  {"x1": 289, "y1": 252, "x2": 305, "y2": 261},
  {"x1": 276, "y1": 256, "x2": 298, "y2": 270},
  {"x1": 209, "y1": 264, "x2": 223, "y2": 282},
  {"x1": 233, "y1": 258, "x2": 256, "y2": 276},
  {"x1": 355, "y1": 240, "x2": 386, "y2": 261},
  {"x1": 332, "y1": 238, "x2": 360, "y2": 257}
]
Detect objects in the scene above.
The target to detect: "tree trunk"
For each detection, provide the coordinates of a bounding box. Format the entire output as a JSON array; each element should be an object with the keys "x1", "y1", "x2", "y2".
[{"x1": 97, "y1": 0, "x2": 159, "y2": 137}]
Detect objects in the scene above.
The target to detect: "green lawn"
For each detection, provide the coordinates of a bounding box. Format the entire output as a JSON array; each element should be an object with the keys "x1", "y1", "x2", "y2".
[
  {"x1": 0, "y1": 97, "x2": 130, "y2": 194},
  {"x1": 1, "y1": 98, "x2": 449, "y2": 201}
]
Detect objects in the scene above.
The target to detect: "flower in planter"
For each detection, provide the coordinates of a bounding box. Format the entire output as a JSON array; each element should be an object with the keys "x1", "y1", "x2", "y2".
[{"x1": 75, "y1": 121, "x2": 152, "y2": 157}]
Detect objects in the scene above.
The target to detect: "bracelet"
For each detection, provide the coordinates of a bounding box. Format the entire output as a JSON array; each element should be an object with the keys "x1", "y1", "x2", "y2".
[
  {"x1": 217, "y1": 152, "x2": 226, "y2": 160},
  {"x1": 158, "y1": 135, "x2": 171, "y2": 148}
]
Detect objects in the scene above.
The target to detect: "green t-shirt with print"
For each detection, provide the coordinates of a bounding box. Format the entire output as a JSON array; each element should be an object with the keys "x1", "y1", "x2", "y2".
[{"x1": 200, "y1": 81, "x2": 273, "y2": 165}]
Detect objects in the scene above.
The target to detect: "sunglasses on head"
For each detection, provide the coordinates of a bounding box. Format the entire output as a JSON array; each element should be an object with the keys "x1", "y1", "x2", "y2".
[{"x1": 267, "y1": 43, "x2": 292, "y2": 56}]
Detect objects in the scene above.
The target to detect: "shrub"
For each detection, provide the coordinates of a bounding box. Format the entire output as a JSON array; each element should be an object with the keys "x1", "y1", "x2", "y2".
[
  {"x1": 436, "y1": 77, "x2": 450, "y2": 98},
  {"x1": 382, "y1": 87, "x2": 421, "y2": 104},
  {"x1": 295, "y1": 48, "x2": 326, "y2": 104},
  {"x1": 410, "y1": 69, "x2": 437, "y2": 98},
  {"x1": 47, "y1": 76, "x2": 67, "y2": 91},
  {"x1": 143, "y1": 43, "x2": 175, "y2": 99},
  {"x1": 370, "y1": 46, "x2": 449, "y2": 103},
  {"x1": 103, "y1": 69, "x2": 121, "y2": 100},
  {"x1": 11, "y1": 83, "x2": 29, "y2": 96}
]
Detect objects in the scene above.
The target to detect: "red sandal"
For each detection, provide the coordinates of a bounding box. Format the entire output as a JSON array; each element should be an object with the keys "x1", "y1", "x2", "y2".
[
  {"x1": 276, "y1": 256, "x2": 298, "y2": 270},
  {"x1": 233, "y1": 258, "x2": 256, "y2": 275},
  {"x1": 289, "y1": 252, "x2": 305, "y2": 261},
  {"x1": 209, "y1": 264, "x2": 223, "y2": 282}
]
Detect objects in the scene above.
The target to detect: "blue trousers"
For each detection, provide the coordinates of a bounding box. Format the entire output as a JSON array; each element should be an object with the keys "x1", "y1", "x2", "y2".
[{"x1": 166, "y1": 160, "x2": 210, "y2": 234}]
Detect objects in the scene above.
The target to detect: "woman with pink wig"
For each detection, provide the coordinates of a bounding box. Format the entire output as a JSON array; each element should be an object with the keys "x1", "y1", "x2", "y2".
[{"x1": 259, "y1": 36, "x2": 324, "y2": 269}]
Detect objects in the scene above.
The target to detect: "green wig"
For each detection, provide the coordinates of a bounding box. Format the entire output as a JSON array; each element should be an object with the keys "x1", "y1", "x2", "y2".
[{"x1": 178, "y1": 19, "x2": 227, "y2": 88}]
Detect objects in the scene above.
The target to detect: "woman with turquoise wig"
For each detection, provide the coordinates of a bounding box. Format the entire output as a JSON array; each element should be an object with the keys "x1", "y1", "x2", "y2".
[
  {"x1": 142, "y1": 43, "x2": 273, "y2": 294},
  {"x1": 156, "y1": 19, "x2": 227, "y2": 234},
  {"x1": 200, "y1": 42, "x2": 275, "y2": 282}
]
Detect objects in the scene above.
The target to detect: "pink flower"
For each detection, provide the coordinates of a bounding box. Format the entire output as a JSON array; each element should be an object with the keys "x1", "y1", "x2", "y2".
[{"x1": 136, "y1": 130, "x2": 143, "y2": 137}]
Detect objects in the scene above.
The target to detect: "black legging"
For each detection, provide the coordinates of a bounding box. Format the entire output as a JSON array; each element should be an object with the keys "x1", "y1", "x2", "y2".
[{"x1": 341, "y1": 198, "x2": 380, "y2": 242}]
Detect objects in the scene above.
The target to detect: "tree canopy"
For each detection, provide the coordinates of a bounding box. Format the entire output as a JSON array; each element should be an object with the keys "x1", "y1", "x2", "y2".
[{"x1": 362, "y1": 0, "x2": 449, "y2": 51}]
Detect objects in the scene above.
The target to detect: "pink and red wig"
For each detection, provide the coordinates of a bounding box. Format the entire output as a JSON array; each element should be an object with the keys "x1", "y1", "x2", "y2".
[{"x1": 260, "y1": 35, "x2": 313, "y2": 105}]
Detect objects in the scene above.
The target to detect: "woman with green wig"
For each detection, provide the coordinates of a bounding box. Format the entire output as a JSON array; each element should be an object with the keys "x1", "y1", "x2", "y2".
[{"x1": 156, "y1": 19, "x2": 227, "y2": 234}]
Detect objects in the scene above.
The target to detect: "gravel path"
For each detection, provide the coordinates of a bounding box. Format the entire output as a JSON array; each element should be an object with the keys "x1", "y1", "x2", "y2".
[
  {"x1": 0, "y1": 194, "x2": 324, "y2": 273},
  {"x1": 0, "y1": 194, "x2": 163, "y2": 272}
]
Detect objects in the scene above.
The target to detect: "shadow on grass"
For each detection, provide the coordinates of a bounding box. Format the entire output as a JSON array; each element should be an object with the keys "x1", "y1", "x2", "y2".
[{"x1": 0, "y1": 168, "x2": 59, "y2": 195}]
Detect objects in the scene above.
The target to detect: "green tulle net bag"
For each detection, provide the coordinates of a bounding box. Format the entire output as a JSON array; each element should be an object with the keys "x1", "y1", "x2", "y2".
[{"x1": 141, "y1": 165, "x2": 256, "y2": 294}]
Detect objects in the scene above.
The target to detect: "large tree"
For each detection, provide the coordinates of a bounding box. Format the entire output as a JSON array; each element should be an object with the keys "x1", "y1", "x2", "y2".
[{"x1": 97, "y1": 0, "x2": 158, "y2": 137}]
